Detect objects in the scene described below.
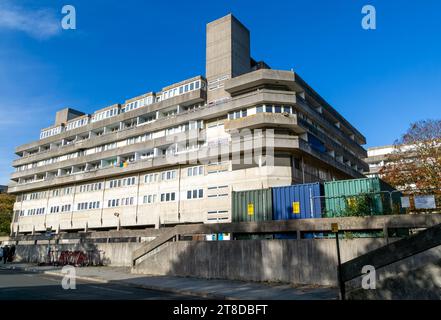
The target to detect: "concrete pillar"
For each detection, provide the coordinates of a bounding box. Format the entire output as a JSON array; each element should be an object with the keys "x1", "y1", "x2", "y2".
[{"x1": 383, "y1": 225, "x2": 389, "y2": 245}]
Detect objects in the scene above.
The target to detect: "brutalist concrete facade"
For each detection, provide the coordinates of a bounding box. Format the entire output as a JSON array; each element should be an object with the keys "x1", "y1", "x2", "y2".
[{"x1": 9, "y1": 14, "x2": 368, "y2": 235}]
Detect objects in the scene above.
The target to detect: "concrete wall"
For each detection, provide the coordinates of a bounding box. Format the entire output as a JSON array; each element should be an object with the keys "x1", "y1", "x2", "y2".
[
  {"x1": 347, "y1": 245, "x2": 441, "y2": 299},
  {"x1": 13, "y1": 242, "x2": 142, "y2": 267},
  {"x1": 132, "y1": 238, "x2": 389, "y2": 286}
]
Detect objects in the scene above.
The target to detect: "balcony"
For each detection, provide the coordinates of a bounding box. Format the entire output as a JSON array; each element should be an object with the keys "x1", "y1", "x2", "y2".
[
  {"x1": 224, "y1": 113, "x2": 305, "y2": 134},
  {"x1": 15, "y1": 88, "x2": 207, "y2": 154},
  {"x1": 224, "y1": 69, "x2": 304, "y2": 95}
]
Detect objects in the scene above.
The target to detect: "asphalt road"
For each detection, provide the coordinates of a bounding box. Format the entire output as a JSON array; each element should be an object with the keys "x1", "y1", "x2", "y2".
[{"x1": 0, "y1": 268, "x2": 200, "y2": 300}]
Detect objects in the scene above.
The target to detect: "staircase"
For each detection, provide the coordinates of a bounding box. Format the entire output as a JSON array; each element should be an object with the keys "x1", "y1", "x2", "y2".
[{"x1": 131, "y1": 226, "x2": 179, "y2": 266}]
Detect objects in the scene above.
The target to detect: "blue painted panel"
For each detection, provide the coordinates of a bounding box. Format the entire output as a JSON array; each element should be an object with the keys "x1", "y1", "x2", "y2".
[{"x1": 272, "y1": 183, "x2": 324, "y2": 220}]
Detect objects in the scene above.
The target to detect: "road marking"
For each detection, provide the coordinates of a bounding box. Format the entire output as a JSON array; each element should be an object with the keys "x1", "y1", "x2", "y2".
[{"x1": 88, "y1": 285, "x2": 133, "y2": 294}]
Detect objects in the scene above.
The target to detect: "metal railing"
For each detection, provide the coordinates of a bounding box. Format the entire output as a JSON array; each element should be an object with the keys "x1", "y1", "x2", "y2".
[{"x1": 131, "y1": 214, "x2": 441, "y2": 266}]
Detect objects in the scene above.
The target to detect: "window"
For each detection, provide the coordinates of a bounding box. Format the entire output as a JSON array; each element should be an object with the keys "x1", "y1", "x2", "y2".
[
  {"x1": 161, "y1": 170, "x2": 176, "y2": 181},
  {"x1": 207, "y1": 210, "x2": 229, "y2": 215},
  {"x1": 283, "y1": 106, "x2": 292, "y2": 114},
  {"x1": 61, "y1": 204, "x2": 71, "y2": 212},
  {"x1": 144, "y1": 173, "x2": 159, "y2": 183},
  {"x1": 187, "y1": 189, "x2": 203, "y2": 199},
  {"x1": 265, "y1": 105, "x2": 273, "y2": 113},
  {"x1": 293, "y1": 157, "x2": 301, "y2": 170},
  {"x1": 187, "y1": 166, "x2": 204, "y2": 177},
  {"x1": 274, "y1": 105, "x2": 282, "y2": 113},
  {"x1": 207, "y1": 217, "x2": 229, "y2": 223},
  {"x1": 143, "y1": 194, "x2": 156, "y2": 204},
  {"x1": 79, "y1": 182, "x2": 102, "y2": 193},
  {"x1": 207, "y1": 185, "x2": 229, "y2": 198},
  {"x1": 160, "y1": 192, "x2": 176, "y2": 202},
  {"x1": 256, "y1": 105, "x2": 263, "y2": 113},
  {"x1": 109, "y1": 177, "x2": 136, "y2": 188},
  {"x1": 228, "y1": 109, "x2": 248, "y2": 120},
  {"x1": 121, "y1": 197, "x2": 134, "y2": 206},
  {"x1": 108, "y1": 199, "x2": 120, "y2": 208}
]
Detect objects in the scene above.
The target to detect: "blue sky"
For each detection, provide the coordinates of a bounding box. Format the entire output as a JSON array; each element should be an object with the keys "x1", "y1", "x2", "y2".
[{"x1": 0, "y1": 0, "x2": 440, "y2": 184}]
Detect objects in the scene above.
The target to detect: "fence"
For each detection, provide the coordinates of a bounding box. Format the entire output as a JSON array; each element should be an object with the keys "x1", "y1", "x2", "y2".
[{"x1": 312, "y1": 189, "x2": 441, "y2": 218}]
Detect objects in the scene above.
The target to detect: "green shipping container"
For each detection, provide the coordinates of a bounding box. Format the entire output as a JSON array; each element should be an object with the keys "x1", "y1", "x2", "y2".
[
  {"x1": 324, "y1": 177, "x2": 400, "y2": 217},
  {"x1": 232, "y1": 188, "x2": 273, "y2": 222}
]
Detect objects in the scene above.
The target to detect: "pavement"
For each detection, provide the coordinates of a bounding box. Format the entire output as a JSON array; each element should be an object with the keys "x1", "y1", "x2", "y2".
[
  {"x1": 0, "y1": 267, "x2": 200, "y2": 300},
  {"x1": 0, "y1": 263, "x2": 338, "y2": 300}
]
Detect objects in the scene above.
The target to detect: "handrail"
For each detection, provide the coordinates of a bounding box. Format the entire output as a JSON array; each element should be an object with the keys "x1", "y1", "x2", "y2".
[
  {"x1": 340, "y1": 222, "x2": 441, "y2": 285},
  {"x1": 131, "y1": 214, "x2": 441, "y2": 266}
]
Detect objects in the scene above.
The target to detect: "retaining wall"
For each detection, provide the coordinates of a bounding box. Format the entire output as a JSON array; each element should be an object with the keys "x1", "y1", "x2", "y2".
[{"x1": 132, "y1": 238, "x2": 390, "y2": 286}]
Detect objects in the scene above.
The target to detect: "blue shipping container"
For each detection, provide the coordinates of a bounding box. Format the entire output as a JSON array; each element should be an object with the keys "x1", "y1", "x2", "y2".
[{"x1": 272, "y1": 183, "x2": 324, "y2": 220}]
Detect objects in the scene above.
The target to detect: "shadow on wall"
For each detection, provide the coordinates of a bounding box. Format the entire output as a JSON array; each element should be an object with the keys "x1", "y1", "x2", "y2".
[
  {"x1": 133, "y1": 218, "x2": 441, "y2": 299},
  {"x1": 347, "y1": 246, "x2": 441, "y2": 300},
  {"x1": 133, "y1": 219, "x2": 392, "y2": 288}
]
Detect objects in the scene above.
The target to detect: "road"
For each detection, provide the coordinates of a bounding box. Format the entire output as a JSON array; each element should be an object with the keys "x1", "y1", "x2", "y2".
[{"x1": 0, "y1": 268, "x2": 200, "y2": 300}]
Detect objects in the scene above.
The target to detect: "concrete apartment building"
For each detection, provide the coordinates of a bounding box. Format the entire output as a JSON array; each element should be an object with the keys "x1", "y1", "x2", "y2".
[
  {"x1": 8, "y1": 14, "x2": 368, "y2": 235},
  {"x1": 365, "y1": 145, "x2": 397, "y2": 178},
  {"x1": 364, "y1": 144, "x2": 419, "y2": 178}
]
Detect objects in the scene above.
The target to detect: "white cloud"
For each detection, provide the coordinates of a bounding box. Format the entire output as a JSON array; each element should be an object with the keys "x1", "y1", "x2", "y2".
[{"x1": 0, "y1": 2, "x2": 60, "y2": 39}]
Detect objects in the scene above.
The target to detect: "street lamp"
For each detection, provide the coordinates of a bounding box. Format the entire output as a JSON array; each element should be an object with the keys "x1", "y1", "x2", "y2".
[{"x1": 114, "y1": 212, "x2": 120, "y2": 231}]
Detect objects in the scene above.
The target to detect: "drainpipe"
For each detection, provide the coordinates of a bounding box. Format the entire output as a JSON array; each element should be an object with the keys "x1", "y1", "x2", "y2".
[
  {"x1": 70, "y1": 183, "x2": 77, "y2": 228},
  {"x1": 100, "y1": 178, "x2": 106, "y2": 226},
  {"x1": 301, "y1": 157, "x2": 305, "y2": 183},
  {"x1": 44, "y1": 188, "x2": 50, "y2": 229},
  {"x1": 177, "y1": 164, "x2": 182, "y2": 223},
  {"x1": 135, "y1": 173, "x2": 141, "y2": 224}
]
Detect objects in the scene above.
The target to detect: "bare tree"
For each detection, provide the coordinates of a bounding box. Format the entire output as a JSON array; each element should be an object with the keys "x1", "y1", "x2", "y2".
[{"x1": 380, "y1": 119, "x2": 441, "y2": 192}]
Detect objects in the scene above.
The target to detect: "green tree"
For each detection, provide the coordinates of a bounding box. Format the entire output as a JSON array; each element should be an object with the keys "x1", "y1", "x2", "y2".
[{"x1": 0, "y1": 194, "x2": 15, "y2": 236}]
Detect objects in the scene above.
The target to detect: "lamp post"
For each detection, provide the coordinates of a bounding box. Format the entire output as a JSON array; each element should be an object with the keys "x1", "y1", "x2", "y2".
[{"x1": 114, "y1": 212, "x2": 120, "y2": 231}]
